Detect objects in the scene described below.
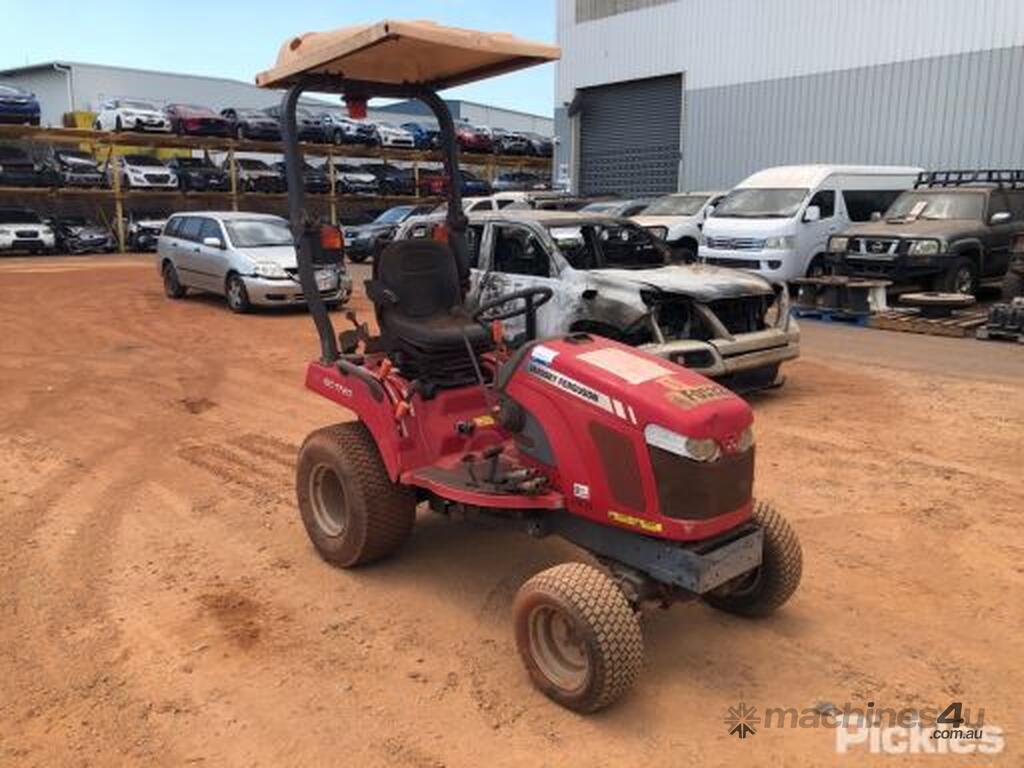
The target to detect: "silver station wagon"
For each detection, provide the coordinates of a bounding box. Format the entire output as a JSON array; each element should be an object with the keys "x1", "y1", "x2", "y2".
[{"x1": 156, "y1": 211, "x2": 351, "y2": 312}]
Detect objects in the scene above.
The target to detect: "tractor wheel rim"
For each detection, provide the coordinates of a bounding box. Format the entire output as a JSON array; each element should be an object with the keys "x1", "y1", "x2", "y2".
[
  {"x1": 309, "y1": 463, "x2": 348, "y2": 537},
  {"x1": 527, "y1": 605, "x2": 588, "y2": 693},
  {"x1": 725, "y1": 567, "x2": 763, "y2": 598}
]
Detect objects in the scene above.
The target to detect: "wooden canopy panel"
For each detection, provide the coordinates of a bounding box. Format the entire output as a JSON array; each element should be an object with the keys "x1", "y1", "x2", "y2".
[{"x1": 256, "y1": 20, "x2": 560, "y2": 92}]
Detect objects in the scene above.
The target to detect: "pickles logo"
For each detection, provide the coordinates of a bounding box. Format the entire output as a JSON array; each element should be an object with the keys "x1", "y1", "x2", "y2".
[{"x1": 657, "y1": 376, "x2": 732, "y2": 409}]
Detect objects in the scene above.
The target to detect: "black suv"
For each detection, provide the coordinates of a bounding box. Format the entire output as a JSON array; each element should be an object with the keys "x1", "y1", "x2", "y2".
[
  {"x1": 829, "y1": 171, "x2": 1024, "y2": 295},
  {"x1": 166, "y1": 156, "x2": 231, "y2": 192}
]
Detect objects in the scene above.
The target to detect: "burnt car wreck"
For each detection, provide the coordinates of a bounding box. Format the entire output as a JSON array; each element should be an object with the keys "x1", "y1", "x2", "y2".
[{"x1": 397, "y1": 210, "x2": 799, "y2": 390}]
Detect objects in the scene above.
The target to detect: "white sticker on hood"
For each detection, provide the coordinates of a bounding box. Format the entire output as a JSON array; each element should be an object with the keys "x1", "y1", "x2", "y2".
[
  {"x1": 577, "y1": 348, "x2": 672, "y2": 384},
  {"x1": 530, "y1": 344, "x2": 559, "y2": 365}
]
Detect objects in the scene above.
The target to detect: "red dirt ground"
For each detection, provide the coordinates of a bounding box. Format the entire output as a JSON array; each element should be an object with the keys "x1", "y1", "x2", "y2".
[{"x1": 0, "y1": 255, "x2": 1021, "y2": 766}]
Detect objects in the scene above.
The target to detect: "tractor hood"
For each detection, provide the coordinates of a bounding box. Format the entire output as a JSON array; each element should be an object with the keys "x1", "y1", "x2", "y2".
[{"x1": 589, "y1": 264, "x2": 775, "y2": 301}]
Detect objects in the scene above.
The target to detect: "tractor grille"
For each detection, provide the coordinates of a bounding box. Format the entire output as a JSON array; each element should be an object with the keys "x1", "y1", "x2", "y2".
[
  {"x1": 650, "y1": 447, "x2": 754, "y2": 520},
  {"x1": 589, "y1": 420, "x2": 645, "y2": 511}
]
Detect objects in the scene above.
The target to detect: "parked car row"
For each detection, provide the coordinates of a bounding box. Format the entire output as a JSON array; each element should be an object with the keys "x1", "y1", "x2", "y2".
[
  {"x1": 680, "y1": 164, "x2": 1024, "y2": 295},
  {"x1": 335, "y1": 165, "x2": 1021, "y2": 297},
  {"x1": 140, "y1": 200, "x2": 795, "y2": 393},
  {"x1": 82, "y1": 94, "x2": 556, "y2": 154},
  {"x1": 0, "y1": 207, "x2": 118, "y2": 254},
  {"x1": 0, "y1": 79, "x2": 556, "y2": 156},
  {"x1": 0, "y1": 141, "x2": 537, "y2": 197}
]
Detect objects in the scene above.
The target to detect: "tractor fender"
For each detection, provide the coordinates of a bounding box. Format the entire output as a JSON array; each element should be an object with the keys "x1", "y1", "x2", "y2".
[{"x1": 304, "y1": 361, "x2": 405, "y2": 481}]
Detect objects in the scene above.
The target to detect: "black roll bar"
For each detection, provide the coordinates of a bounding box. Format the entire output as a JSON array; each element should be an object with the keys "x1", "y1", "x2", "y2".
[{"x1": 281, "y1": 81, "x2": 471, "y2": 365}]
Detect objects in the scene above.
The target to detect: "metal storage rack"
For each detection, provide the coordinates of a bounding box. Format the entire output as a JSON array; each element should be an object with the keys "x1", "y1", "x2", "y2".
[{"x1": 0, "y1": 124, "x2": 551, "y2": 251}]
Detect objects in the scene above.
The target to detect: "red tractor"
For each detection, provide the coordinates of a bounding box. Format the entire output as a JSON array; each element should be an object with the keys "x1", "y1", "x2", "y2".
[{"x1": 259, "y1": 20, "x2": 802, "y2": 712}]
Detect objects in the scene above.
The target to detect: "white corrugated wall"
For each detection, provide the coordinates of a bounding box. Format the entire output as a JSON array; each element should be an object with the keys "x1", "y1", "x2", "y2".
[
  {"x1": 558, "y1": 0, "x2": 1024, "y2": 188},
  {"x1": 558, "y1": 0, "x2": 1024, "y2": 100}
]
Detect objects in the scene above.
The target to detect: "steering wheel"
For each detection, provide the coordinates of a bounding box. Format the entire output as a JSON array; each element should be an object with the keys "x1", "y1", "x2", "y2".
[{"x1": 472, "y1": 286, "x2": 554, "y2": 324}]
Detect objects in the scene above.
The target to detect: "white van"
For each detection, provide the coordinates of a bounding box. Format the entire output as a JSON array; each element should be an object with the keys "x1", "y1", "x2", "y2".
[{"x1": 700, "y1": 165, "x2": 922, "y2": 282}]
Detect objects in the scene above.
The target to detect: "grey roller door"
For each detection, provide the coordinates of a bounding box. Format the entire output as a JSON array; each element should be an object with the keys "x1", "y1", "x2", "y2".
[{"x1": 578, "y1": 74, "x2": 682, "y2": 197}]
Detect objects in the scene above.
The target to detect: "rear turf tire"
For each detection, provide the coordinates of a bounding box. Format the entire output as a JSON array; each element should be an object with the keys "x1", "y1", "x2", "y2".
[
  {"x1": 513, "y1": 562, "x2": 643, "y2": 713},
  {"x1": 296, "y1": 422, "x2": 415, "y2": 567},
  {"x1": 705, "y1": 501, "x2": 802, "y2": 618}
]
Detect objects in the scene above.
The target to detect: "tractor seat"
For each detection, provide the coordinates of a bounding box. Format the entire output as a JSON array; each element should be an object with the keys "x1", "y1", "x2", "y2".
[
  {"x1": 384, "y1": 309, "x2": 490, "y2": 349},
  {"x1": 367, "y1": 239, "x2": 492, "y2": 385}
]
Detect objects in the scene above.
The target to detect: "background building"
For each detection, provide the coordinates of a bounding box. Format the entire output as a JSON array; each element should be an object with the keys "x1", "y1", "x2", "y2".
[
  {"x1": 0, "y1": 61, "x2": 554, "y2": 135},
  {"x1": 555, "y1": 0, "x2": 1024, "y2": 195}
]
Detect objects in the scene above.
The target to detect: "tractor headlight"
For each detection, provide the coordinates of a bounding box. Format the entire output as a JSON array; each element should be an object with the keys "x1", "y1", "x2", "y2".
[
  {"x1": 252, "y1": 261, "x2": 289, "y2": 279},
  {"x1": 907, "y1": 239, "x2": 941, "y2": 256},
  {"x1": 644, "y1": 424, "x2": 721, "y2": 462},
  {"x1": 737, "y1": 425, "x2": 755, "y2": 453},
  {"x1": 828, "y1": 236, "x2": 848, "y2": 253}
]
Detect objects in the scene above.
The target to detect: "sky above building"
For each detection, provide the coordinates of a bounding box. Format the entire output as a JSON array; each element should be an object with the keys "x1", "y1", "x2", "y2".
[{"x1": 1, "y1": 0, "x2": 556, "y2": 116}]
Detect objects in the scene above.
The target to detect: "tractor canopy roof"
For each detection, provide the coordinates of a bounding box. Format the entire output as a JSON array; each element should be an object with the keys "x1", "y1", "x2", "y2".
[{"x1": 256, "y1": 19, "x2": 559, "y2": 92}]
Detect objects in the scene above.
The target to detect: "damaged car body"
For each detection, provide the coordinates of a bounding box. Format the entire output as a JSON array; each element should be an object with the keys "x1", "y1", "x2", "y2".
[{"x1": 397, "y1": 210, "x2": 799, "y2": 390}]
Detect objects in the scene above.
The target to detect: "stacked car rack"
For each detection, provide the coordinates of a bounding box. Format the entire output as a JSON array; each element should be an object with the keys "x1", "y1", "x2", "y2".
[{"x1": 0, "y1": 123, "x2": 551, "y2": 252}]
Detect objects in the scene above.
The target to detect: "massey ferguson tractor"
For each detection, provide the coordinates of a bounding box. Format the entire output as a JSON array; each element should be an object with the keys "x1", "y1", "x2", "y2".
[{"x1": 258, "y1": 19, "x2": 802, "y2": 712}]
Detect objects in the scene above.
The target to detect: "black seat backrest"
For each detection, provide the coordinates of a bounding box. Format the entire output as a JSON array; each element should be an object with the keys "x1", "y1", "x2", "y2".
[{"x1": 373, "y1": 239, "x2": 462, "y2": 318}]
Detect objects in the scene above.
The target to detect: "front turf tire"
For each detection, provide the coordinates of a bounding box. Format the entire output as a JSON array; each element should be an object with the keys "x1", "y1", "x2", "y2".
[
  {"x1": 296, "y1": 422, "x2": 416, "y2": 567},
  {"x1": 513, "y1": 562, "x2": 643, "y2": 713},
  {"x1": 705, "y1": 501, "x2": 802, "y2": 618}
]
